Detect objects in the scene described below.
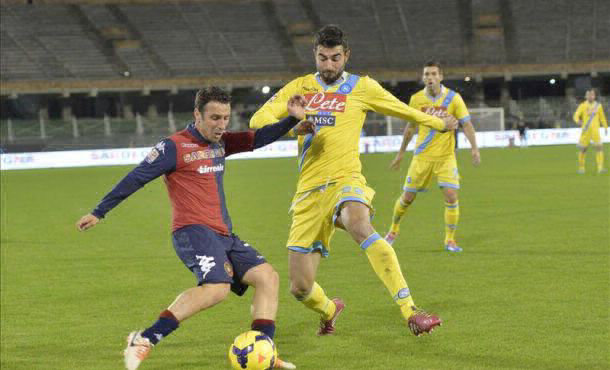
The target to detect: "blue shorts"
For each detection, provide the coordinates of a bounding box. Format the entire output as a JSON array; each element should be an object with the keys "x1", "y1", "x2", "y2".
[{"x1": 171, "y1": 224, "x2": 267, "y2": 296}]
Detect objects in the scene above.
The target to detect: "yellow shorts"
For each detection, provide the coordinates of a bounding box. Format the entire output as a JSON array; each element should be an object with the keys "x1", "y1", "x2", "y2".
[
  {"x1": 578, "y1": 129, "x2": 601, "y2": 148},
  {"x1": 403, "y1": 156, "x2": 460, "y2": 193},
  {"x1": 286, "y1": 177, "x2": 375, "y2": 257}
]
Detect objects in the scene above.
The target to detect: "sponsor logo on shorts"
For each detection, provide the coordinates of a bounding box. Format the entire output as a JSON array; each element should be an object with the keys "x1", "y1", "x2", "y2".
[
  {"x1": 197, "y1": 164, "x2": 224, "y2": 174},
  {"x1": 224, "y1": 261, "x2": 234, "y2": 277},
  {"x1": 306, "y1": 114, "x2": 336, "y2": 126},
  {"x1": 196, "y1": 255, "x2": 216, "y2": 279}
]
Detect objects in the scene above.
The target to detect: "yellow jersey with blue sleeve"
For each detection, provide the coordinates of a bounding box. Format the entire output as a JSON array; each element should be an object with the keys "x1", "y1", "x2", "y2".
[
  {"x1": 409, "y1": 86, "x2": 470, "y2": 161},
  {"x1": 573, "y1": 101, "x2": 607, "y2": 146},
  {"x1": 250, "y1": 72, "x2": 446, "y2": 193}
]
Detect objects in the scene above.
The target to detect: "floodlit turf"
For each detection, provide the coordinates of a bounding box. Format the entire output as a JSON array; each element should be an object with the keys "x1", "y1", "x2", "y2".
[{"x1": 1, "y1": 145, "x2": 608, "y2": 369}]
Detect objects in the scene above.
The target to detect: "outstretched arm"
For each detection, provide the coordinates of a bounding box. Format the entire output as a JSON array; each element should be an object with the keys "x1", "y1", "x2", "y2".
[
  {"x1": 389, "y1": 123, "x2": 417, "y2": 170},
  {"x1": 253, "y1": 95, "x2": 314, "y2": 148},
  {"x1": 462, "y1": 121, "x2": 481, "y2": 166},
  {"x1": 364, "y1": 77, "x2": 458, "y2": 131},
  {"x1": 76, "y1": 140, "x2": 176, "y2": 231},
  {"x1": 250, "y1": 79, "x2": 300, "y2": 129},
  {"x1": 225, "y1": 95, "x2": 315, "y2": 156}
]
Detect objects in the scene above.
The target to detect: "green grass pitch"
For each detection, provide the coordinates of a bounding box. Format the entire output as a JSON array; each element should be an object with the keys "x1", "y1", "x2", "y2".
[{"x1": 1, "y1": 145, "x2": 608, "y2": 369}]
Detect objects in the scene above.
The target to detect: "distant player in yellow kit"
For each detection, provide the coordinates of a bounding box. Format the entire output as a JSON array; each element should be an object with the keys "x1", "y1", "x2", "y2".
[
  {"x1": 573, "y1": 89, "x2": 608, "y2": 174},
  {"x1": 250, "y1": 25, "x2": 458, "y2": 336},
  {"x1": 385, "y1": 61, "x2": 480, "y2": 252}
]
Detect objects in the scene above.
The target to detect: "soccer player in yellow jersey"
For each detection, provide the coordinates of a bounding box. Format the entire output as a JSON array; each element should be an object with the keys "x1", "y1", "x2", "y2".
[
  {"x1": 385, "y1": 61, "x2": 480, "y2": 252},
  {"x1": 250, "y1": 25, "x2": 458, "y2": 337},
  {"x1": 573, "y1": 89, "x2": 608, "y2": 174}
]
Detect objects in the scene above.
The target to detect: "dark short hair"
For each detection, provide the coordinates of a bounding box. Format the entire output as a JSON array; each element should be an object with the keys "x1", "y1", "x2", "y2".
[
  {"x1": 195, "y1": 86, "x2": 231, "y2": 113},
  {"x1": 314, "y1": 24, "x2": 349, "y2": 51},
  {"x1": 424, "y1": 60, "x2": 443, "y2": 73},
  {"x1": 586, "y1": 88, "x2": 597, "y2": 95}
]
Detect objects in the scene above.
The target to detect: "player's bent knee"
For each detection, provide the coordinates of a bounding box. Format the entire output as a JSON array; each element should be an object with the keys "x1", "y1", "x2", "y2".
[
  {"x1": 289, "y1": 280, "x2": 312, "y2": 300},
  {"x1": 198, "y1": 283, "x2": 230, "y2": 305},
  {"x1": 346, "y1": 219, "x2": 375, "y2": 244},
  {"x1": 402, "y1": 191, "x2": 416, "y2": 203},
  {"x1": 243, "y1": 263, "x2": 278, "y2": 289}
]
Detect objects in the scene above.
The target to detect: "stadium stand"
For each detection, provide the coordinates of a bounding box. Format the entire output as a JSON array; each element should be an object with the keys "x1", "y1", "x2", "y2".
[{"x1": 1, "y1": 0, "x2": 609, "y2": 152}]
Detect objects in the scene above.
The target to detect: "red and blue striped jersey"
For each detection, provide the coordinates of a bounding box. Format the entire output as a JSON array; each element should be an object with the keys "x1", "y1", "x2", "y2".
[{"x1": 92, "y1": 117, "x2": 298, "y2": 235}]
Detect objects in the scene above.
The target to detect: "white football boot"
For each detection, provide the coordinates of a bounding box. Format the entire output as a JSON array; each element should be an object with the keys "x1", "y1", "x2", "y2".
[{"x1": 124, "y1": 331, "x2": 152, "y2": 370}]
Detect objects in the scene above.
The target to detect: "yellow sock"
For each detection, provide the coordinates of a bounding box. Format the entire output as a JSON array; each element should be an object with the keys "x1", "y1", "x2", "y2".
[
  {"x1": 389, "y1": 196, "x2": 412, "y2": 234},
  {"x1": 301, "y1": 282, "x2": 336, "y2": 320},
  {"x1": 444, "y1": 201, "x2": 459, "y2": 244},
  {"x1": 578, "y1": 152, "x2": 585, "y2": 170},
  {"x1": 361, "y1": 233, "x2": 416, "y2": 319},
  {"x1": 596, "y1": 151, "x2": 604, "y2": 171}
]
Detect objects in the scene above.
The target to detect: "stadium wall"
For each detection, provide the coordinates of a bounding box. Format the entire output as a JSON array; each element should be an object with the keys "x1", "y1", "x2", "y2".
[{"x1": 1, "y1": 128, "x2": 608, "y2": 171}]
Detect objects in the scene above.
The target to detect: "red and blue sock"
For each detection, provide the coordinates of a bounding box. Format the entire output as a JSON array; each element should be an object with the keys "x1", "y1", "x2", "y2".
[
  {"x1": 141, "y1": 310, "x2": 180, "y2": 345},
  {"x1": 251, "y1": 319, "x2": 275, "y2": 339}
]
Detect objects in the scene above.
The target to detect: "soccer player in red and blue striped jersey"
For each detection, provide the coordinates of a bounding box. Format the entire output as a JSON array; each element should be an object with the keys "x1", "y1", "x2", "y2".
[{"x1": 76, "y1": 87, "x2": 311, "y2": 370}]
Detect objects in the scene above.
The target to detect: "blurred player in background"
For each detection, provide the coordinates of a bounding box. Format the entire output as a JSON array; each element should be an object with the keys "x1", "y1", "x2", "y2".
[
  {"x1": 76, "y1": 87, "x2": 310, "y2": 370},
  {"x1": 518, "y1": 120, "x2": 528, "y2": 148},
  {"x1": 573, "y1": 89, "x2": 607, "y2": 174},
  {"x1": 386, "y1": 61, "x2": 480, "y2": 252},
  {"x1": 251, "y1": 25, "x2": 457, "y2": 337}
]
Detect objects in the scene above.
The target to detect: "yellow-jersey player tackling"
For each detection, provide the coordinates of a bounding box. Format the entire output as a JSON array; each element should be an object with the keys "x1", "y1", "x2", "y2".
[
  {"x1": 573, "y1": 89, "x2": 608, "y2": 174},
  {"x1": 251, "y1": 25, "x2": 457, "y2": 337},
  {"x1": 386, "y1": 61, "x2": 480, "y2": 252}
]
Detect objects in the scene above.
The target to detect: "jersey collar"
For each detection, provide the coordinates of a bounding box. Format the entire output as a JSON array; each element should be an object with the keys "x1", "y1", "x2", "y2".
[
  {"x1": 187, "y1": 122, "x2": 214, "y2": 144},
  {"x1": 425, "y1": 84, "x2": 445, "y2": 103},
  {"x1": 315, "y1": 71, "x2": 348, "y2": 91}
]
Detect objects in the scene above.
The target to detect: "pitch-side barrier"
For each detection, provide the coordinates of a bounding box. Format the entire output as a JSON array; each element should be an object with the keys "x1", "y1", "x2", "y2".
[{"x1": 1, "y1": 128, "x2": 608, "y2": 171}]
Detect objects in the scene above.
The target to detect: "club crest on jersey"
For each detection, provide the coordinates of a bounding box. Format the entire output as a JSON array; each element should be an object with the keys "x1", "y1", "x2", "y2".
[
  {"x1": 304, "y1": 93, "x2": 346, "y2": 112},
  {"x1": 306, "y1": 114, "x2": 336, "y2": 127},
  {"x1": 422, "y1": 106, "x2": 449, "y2": 118}
]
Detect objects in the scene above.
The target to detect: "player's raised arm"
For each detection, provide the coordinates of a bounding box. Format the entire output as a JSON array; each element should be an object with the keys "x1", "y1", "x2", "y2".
[
  {"x1": 224, "y1": 95, "x2": 315, "y2": 156},
  {"x1": 76, "y1": 139, "x2": 177, "y2": 231},
  {"x1": 250, "y1": 79, "x2": 301, "y2": 129},
  {"x1": 252, "y1": 95, "x2": 315, "y2": 148},
  {"x1": 362, "y1": 77, "x2": 457, "y2": 131}
]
